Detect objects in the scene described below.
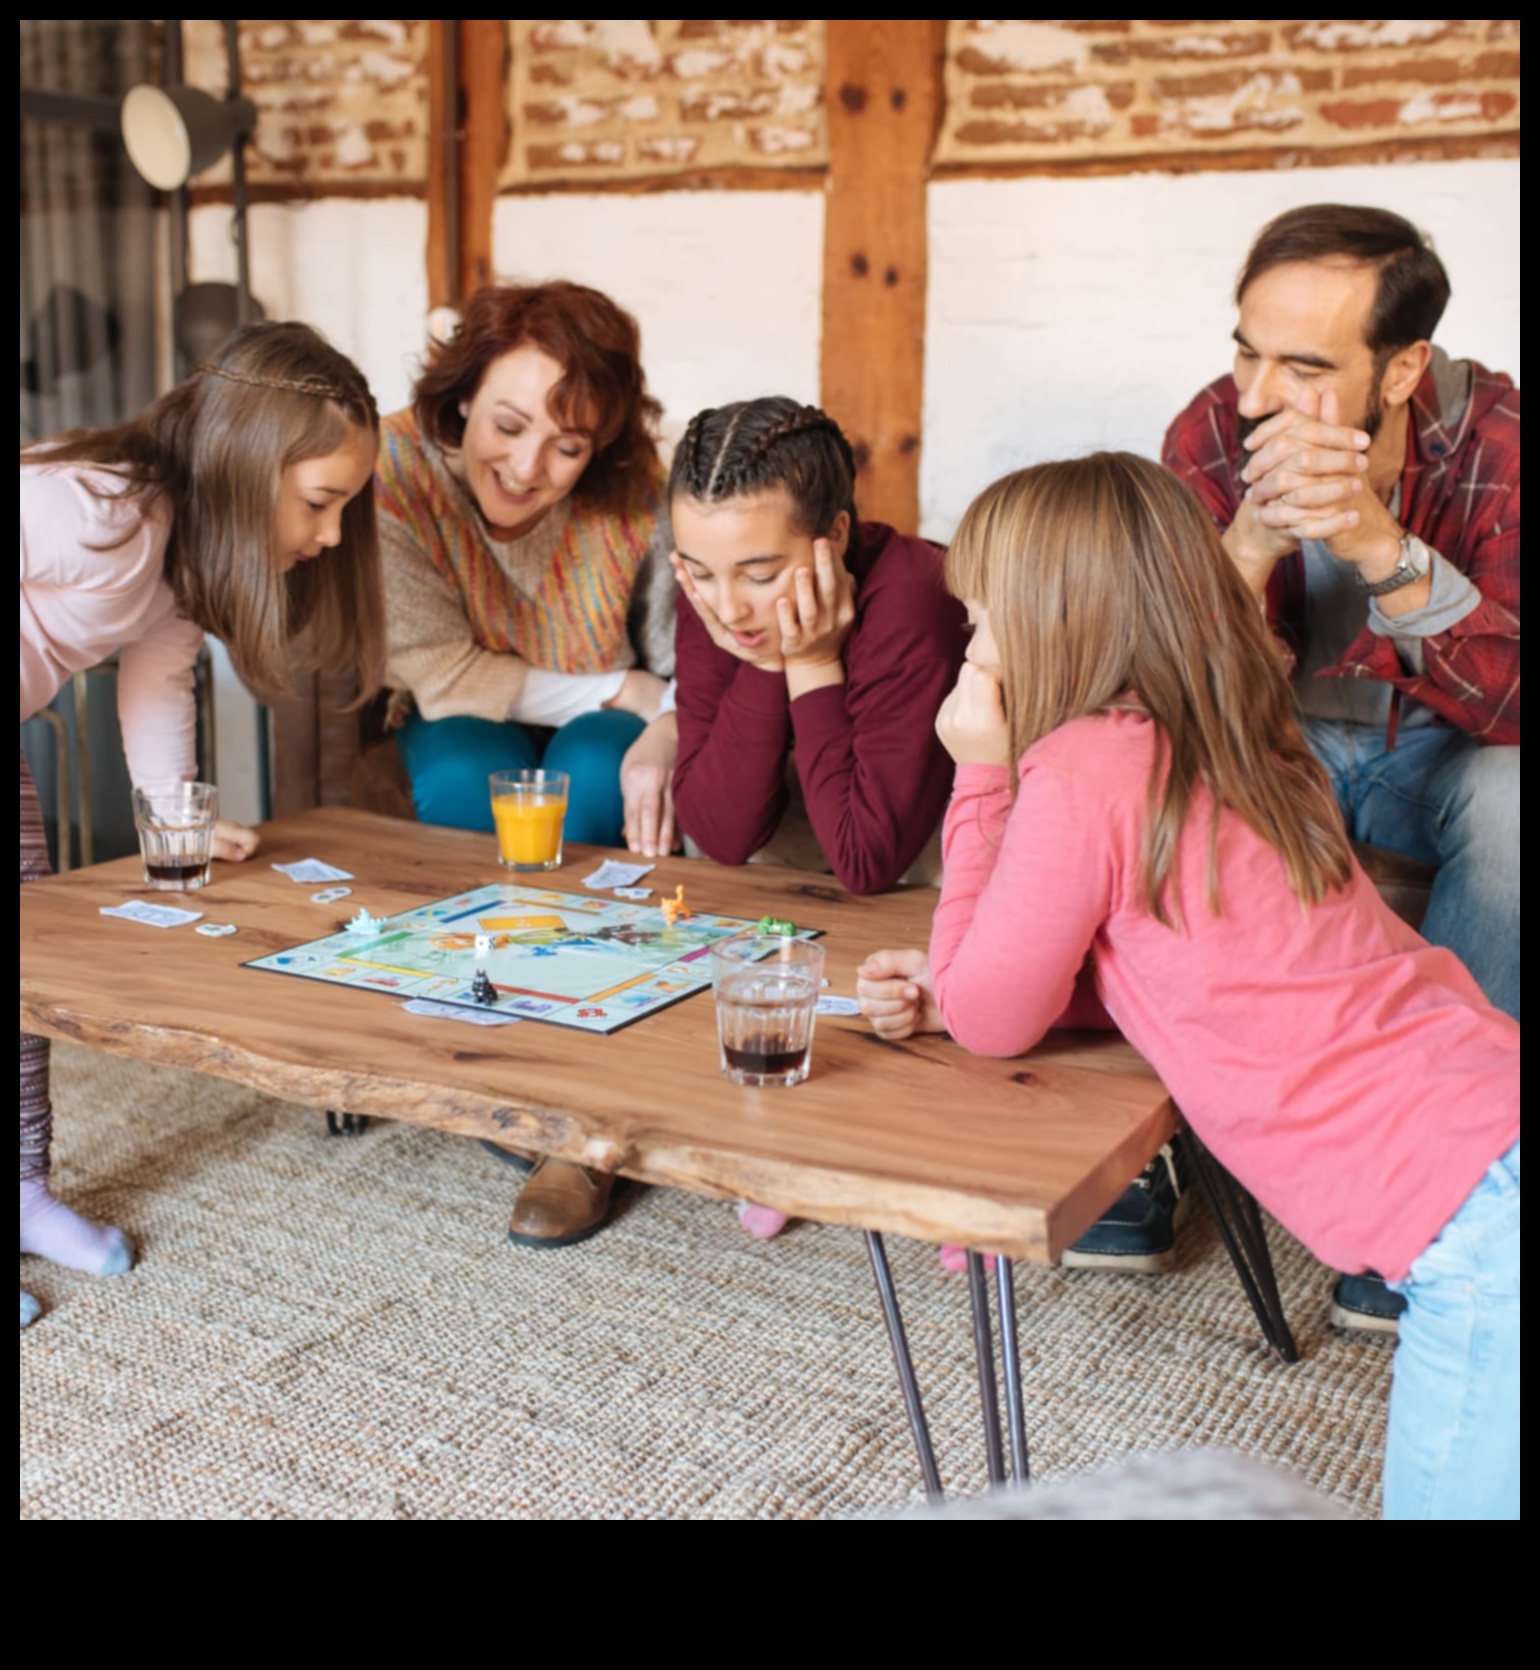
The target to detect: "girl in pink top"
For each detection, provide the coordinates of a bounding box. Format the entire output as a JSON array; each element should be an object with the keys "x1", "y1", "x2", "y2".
[
  {"x1": 20, "y1": 322, "x2": 385, "y2": 1330},
  {"x1": 858, "y1": 452, "x2": 1518, "y2": 1519}
]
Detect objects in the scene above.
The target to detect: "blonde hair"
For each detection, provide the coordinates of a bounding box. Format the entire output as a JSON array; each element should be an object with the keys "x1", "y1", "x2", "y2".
[
  {"x1": 946, "y1": 452, "x2": 1353, "y2": 924},
  {"x1": 21, "y1": 320, "x2": 384, "y2": 703}
]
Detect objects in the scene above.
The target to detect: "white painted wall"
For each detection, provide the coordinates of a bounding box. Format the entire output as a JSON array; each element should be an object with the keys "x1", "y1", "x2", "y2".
[
  {"x1": 183, "y1": 160, "x2": 1520, "y2": 815},
  {"x1": 190, "y1": 197, "x2": 430, "y2": 417},
  {"x1": 492, "y1": 190, "x2": 825, "y2": 449},
  {"x1": 920, "y1": 158, "x2": 1521, "y2": 540},
  {"x1": 189, "y1": 197, "x2": 430, "y2": 821}
]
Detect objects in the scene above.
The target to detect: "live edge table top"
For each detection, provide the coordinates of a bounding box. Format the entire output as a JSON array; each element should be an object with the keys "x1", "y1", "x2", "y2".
[{"x1": 19, "y1": 806, "x2": 1176, "y2": 1264}]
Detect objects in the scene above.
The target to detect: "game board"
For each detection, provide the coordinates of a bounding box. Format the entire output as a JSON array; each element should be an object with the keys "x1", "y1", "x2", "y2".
[{"x1": 245, "y1": 883, "x2": 816, "y2": 1035}]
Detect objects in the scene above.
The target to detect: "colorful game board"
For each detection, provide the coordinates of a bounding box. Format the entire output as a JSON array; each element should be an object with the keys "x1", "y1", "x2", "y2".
[{"x1": 246, "y1": 884, "x2": 814, "y2": 1035}]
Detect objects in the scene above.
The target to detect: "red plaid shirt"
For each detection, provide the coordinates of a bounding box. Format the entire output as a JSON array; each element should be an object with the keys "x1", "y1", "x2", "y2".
[{"x1": 1162, "y1": 360, "x2": 1520, "y2": 744}]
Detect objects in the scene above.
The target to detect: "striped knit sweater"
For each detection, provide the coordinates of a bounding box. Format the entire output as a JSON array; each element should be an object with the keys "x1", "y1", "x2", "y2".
[{"x1": 375, "y1": 408, "x2": 673, "y2": 726}]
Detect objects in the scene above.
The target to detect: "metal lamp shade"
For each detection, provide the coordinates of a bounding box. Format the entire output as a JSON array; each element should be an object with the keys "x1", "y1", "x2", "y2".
[{"x1": 120, "y1": 84, "x2": 256, "y2": 190}]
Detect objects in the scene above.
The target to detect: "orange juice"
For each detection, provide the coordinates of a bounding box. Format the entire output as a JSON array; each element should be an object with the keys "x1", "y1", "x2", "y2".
[{"x1": 493, "y1": 793, "x2": 567, "y2": 866}]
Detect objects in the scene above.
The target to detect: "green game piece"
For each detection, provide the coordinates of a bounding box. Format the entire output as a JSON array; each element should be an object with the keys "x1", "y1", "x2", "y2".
[{"x1": 756, "y1": 915, "x2": 796, "y2": 936}]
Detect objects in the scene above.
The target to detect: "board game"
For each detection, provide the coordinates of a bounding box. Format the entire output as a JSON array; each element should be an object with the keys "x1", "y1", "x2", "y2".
[{"x1": 245, "y1": 883, "x2": 814, "y2": 1035}]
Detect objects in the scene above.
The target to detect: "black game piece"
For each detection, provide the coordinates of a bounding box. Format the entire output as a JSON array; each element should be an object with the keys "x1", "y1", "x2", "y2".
[{"x1": 471, "y1": 969, "x2": 497, "y2": 1006}]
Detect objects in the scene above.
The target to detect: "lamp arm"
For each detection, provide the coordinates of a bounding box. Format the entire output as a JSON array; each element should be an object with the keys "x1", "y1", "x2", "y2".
[
  {"x1": 223, "y1": 20, "x2": 255, "y2": 326},
  {"x1": 19, "y1": 90, "x2": 123, "y2": 131}
]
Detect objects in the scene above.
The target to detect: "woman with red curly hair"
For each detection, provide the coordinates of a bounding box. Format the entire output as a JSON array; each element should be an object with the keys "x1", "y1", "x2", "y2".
[
  {"x1": 376, "y1": 281, "x2": 679, "y2": 865},
  {"x1": 375, "y1": 281, "x2": 678, "y2": 1249}
]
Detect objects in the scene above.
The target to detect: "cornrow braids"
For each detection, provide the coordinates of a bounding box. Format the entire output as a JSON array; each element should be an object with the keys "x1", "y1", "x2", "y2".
[{"x1": 667, "y1": 395, "x2": 858, "y2": 537}]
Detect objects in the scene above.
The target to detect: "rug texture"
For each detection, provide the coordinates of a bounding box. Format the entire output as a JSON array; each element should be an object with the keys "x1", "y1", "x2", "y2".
[{"x1": 20, "y1": 1043, "x2": 1393, "y2": 1519}]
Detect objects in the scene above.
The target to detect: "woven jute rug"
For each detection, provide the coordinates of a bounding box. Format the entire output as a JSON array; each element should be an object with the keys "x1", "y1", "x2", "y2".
[{"x1": 20, "y1": 1043, "x2": 1393, "y2": 1520}]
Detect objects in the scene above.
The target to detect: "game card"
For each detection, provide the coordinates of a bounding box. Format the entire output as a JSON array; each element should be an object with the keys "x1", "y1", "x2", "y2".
[
  {"x1": 402, "y1": 998, "x2": 521, "y2": 1027},
  {"x1": 100, "y1": 900, "x2": 203, "y2": 928},
  {"x1": 582, "y1": 859, "x2": 655, "y2": 890},
  {"x1": 815, "y1": 995, "x2": 863, "y2": 1017},
  {"x1": 273, "y1": 859, "x2": 355, "y2": 884}
]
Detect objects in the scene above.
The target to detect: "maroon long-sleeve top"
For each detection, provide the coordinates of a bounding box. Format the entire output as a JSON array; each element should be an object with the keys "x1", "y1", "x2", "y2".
[{"x1": 672, "y1": 520, "x2": 968, "y2": 895}]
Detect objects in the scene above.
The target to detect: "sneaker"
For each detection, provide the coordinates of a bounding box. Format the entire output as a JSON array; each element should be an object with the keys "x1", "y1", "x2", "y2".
[
  {"x1": 1060, "y1": 1138, "x2": 1190, "y2": 1273},
  {"x1": 1329, "y1": 1270, "x2": 1406, "y2": 1336}
]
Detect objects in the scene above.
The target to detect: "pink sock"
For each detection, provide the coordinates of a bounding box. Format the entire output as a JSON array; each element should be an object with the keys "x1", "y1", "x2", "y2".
[
  {"x1": 19, "y1": 1181, "x2": 133, "y2": 1276},
  {"x1": 736, "y1": 1202, "x2": 792, "y2": 1240},
  {"x1": 938, "y1": 1245, "x2": 997, "y2": 1274}
]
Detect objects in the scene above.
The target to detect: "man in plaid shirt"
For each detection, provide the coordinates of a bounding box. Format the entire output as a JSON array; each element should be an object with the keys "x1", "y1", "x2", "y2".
[
  {"x1": 1164, "y1": 203, "x2": 1517, "y2": 1016},
  {"x1": 1068, "y1": 206, "x2": 1519, "y2": 1328}
]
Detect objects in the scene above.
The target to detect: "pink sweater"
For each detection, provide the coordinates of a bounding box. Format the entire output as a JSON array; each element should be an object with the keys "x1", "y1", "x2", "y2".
[
  {"x1": 931, "y1": 711, "x2": 1520, "y2": 1281},
  {"x1": 20, "y1": 462, "x2": 202, "y2": 790}
]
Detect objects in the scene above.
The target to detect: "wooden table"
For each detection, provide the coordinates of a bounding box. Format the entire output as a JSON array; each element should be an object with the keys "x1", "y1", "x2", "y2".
[{"x1": 20, "y1": 806, "x2": 1290, "y2": 1496}]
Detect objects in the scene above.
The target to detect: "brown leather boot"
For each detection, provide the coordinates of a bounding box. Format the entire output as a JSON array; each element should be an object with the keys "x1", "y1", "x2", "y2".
[{"x1": 507, "y1": 1158, "x2": 617, "y2": 1249}]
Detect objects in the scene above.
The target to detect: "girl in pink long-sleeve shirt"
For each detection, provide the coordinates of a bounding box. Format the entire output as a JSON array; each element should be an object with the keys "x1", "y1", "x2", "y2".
[
  {"x1": 858, "y1": 453, "x2": 1518, "y2": 1519},
  {"x1": 20, "y1": 321, "x2": 385, "y2": 1330}
]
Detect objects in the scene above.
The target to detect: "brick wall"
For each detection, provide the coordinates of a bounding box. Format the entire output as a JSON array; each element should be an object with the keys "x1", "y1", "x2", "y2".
[
  {"x1": 936, "y1": 19, "x2": 1520, "y2": 169},
  {"x1": 183, "y1": 20, "x2": 428, "y2": 190},
  {"x1": 503, "y1": 19, "x2": 827, "y2": 186}
]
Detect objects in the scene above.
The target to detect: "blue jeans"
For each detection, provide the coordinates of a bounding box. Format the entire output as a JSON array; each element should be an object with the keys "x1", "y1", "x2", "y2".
[
  {"x1": 396, "y1": 709, "x2": 645, "y2": 846},
  {"x1": 1301, "y1": 718, "x2": 1520, "y2": 1021},
  {"x1": 1384, "y1": 1141, "x2": 1520, "y2": 1520}
]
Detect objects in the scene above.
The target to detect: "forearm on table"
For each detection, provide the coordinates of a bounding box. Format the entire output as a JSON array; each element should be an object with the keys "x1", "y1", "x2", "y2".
[
  {"x1": 790, "y1": 683, "x2": 953, "y2": 895},
  {"x1": 672, "y1": 666, "x2": 792, "y2": 863},
  {"x1": 930, "y1": 766, "x2": 1108, "y2": 1057}
]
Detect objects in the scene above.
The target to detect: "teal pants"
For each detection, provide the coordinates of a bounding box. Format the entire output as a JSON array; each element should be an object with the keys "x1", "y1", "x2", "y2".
[{"x1": 396, "y1": 709, "x2": 645, "y2": 845}]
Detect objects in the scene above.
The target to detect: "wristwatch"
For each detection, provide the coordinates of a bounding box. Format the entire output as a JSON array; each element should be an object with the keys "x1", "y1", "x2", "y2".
[{"x1": 1357, "y1": 532, "x2": 1433, "y2": 597}]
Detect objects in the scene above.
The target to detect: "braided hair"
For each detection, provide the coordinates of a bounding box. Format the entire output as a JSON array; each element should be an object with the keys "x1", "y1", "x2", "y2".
[{"x1": 668, "y1": 396, "x2": 858, "y2": 537}]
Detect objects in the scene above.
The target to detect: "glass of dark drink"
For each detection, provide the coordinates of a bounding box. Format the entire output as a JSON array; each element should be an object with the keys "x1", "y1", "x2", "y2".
[
  {"x1": 710, "y1": 933, "x2": 825, "y2": 1088},
  {"x1": 132, "y1": 781, "x2": 217, "y2": 891}
]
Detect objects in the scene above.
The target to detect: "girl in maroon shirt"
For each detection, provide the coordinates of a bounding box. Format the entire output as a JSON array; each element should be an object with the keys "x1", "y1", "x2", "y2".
[
  {"x1": 669, "y1": 397, "x2": 967, "y2": 900},
  {"x1": 669, "y1": 397, "x2": 968, "y2": 1240}
]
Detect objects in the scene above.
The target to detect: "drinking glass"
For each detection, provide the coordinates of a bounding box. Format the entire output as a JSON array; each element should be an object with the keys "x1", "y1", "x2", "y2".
[
  {"x1": 710, "y1": 934, "x2": 825, "y2": 1088},
  {"x1": 132, "y1": 780, "x2": 218, "y2": 891},
  {"x1": 490, "y1": 769, "x2": 569, "y2": 871}
]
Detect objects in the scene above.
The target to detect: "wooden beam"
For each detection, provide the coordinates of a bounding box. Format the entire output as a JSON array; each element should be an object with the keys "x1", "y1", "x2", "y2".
[
  {"x1": 425, "y1": 19, "x2": 459, "y2": 309},
  {"x1": 459, "y1": 19, "x2": 508, "y2": 298},
  {"x1": 820, "y1": 20, "x2": 946, "y2": 535}
]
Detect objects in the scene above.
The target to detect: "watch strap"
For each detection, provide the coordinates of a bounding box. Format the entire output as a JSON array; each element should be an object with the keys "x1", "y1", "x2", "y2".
[{"x1": 1357, "y1": 533, "x2": 1430, "y2": 597}]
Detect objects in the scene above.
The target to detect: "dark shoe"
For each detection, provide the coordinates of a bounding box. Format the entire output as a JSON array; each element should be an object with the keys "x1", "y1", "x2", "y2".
[
  {"x1": 479, "y1": 1137, "x2": 534, "y2": 1175},
  {"x1": 1060, "y1": 1138, "x2": 1190, "y2": 1273},
  {"x1": 1329, "y1": 1270, "x2": 1406, "y2": 1335},
  {"x1": 507, "y1": 1158, "x2": 618, "y2": 1249}
]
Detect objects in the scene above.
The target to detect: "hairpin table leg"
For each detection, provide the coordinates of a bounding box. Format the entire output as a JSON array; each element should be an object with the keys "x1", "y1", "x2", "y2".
[
  {"x1": 995, "y1": 1256, "x2": 1030, "y2": 1483},
  {"x1": 1185, "y1": 1126, "x2": 1299, "y2": 1363},
  {"x1": 865, "y1": 1231, "x2": 944, "y2": 1502},
  {"x1": 967, "y1": 1251, "x2": 1007, "y2": 1487}
]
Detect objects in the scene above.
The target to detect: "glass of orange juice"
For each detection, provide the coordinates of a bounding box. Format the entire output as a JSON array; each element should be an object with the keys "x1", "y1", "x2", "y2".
[{"x1": 490, "y1": 769, "x2": 569, "y2": 871}]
